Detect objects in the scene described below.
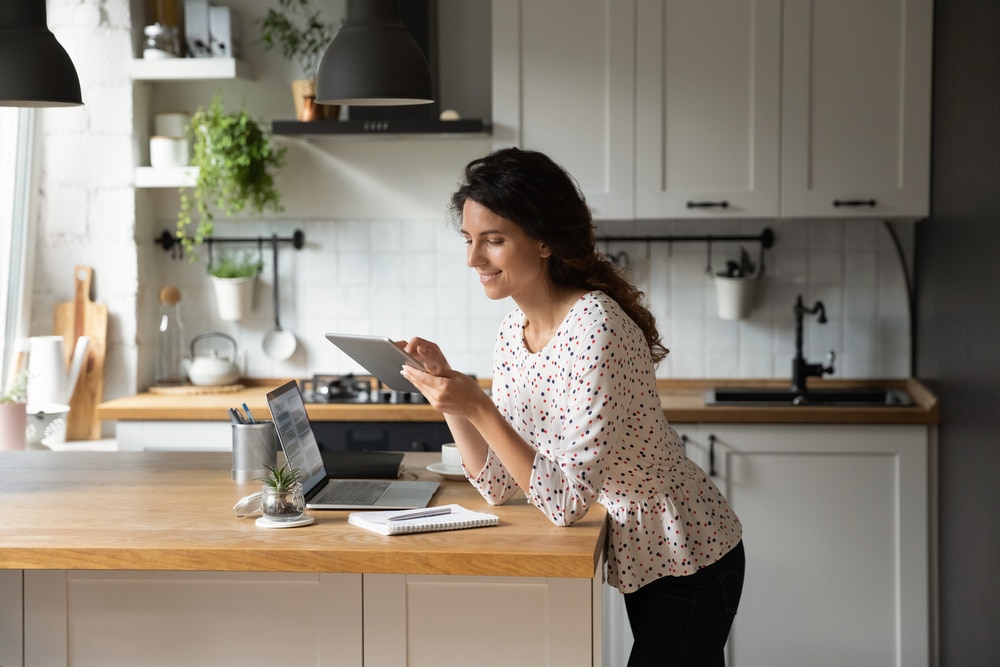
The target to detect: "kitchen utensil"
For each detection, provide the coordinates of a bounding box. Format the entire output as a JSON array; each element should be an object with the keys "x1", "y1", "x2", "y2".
[
  {"x1": 262, "y1": 237, "x2": 297, "y2": 361},
  {"x1": 52, "y1": 265, "x2": 108, "y2": 440},
  {"x1": 187, "y1": 332, "x2": 240, "y2": 386}
]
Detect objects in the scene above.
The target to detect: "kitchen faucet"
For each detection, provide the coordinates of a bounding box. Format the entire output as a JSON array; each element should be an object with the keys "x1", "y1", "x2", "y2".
[{"x1": 792, "y1": 295, "x2": 836, "y2": 393}]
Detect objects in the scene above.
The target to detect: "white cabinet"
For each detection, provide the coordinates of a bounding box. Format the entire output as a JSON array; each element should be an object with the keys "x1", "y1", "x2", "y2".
[
  {"x1": 780, "y1": 0, "x2": 933, "y2": 218},
  {"x1": 679, "y1": 423, "x2": 932, "y2": 667},
  {"x1": 635, "y1": 0, "x2": 782, "y2": 219},
  {"x1": 491, "y1": 0, "x2": 636, "y2": 218},
  {"x1": 494, "y1": 0, "x2": 932, "y2": 220},
  {"x1": 20, "y1": 570, "x2": 601, "y2": 667}
]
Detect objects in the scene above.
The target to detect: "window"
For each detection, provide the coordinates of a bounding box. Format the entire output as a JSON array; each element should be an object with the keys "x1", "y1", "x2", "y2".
[{"x1": 0, "y1": 107, "x2": 33, "y2": 391}]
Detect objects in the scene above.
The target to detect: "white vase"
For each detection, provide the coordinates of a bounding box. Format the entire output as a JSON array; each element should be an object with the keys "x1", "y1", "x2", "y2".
[
  {"x1": 211, "y1": 275, "x2": 256, "y2": 321},
  {"x1": 714, "y1": 275, "x2": 757, "y2": 320}
]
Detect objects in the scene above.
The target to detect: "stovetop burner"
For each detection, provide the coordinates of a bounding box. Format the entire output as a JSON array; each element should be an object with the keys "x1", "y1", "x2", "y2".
[{"x1": 300, "y1": 373, "x2": 427, "y2": 404}]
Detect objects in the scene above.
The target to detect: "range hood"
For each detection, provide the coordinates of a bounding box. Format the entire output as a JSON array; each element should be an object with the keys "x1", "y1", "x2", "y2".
[{"x1": 272, "y1": 0, "x2": 488, "y2": 137}]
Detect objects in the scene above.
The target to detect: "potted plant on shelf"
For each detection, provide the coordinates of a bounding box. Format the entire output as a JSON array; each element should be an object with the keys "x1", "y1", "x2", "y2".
[
  {"x1": 176, "y1": 94, "x2": 286, "y2": 255},
  {"x1": 0, "y1": 370, "x2": 28, "y2": 451},
  {"x1": 208, "y1": 249, "x2": 263, "y2": 321},
  {"x1": 257, "y1": 461, "x2": 306, "y2": 522},
  {"x1": 256, "y1": 0, "x2": 342, "y2": 121},
  {"x1": 713, "y1": 246, "x2": 760, "y2": 320}
]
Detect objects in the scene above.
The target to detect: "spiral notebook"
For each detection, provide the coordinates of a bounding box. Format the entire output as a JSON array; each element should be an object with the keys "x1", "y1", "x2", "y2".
[{"x1": 348, "y1": 503, "x2": 499, "y2": 536}]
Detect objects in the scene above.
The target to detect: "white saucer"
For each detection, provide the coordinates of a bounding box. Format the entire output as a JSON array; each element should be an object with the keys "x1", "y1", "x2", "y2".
[
  {"x1": 426, "y1": 462, "x2": 465, "y2": 481},
  {"x1": 255, "y1": 515, "x2": 315, "y2": 529}
]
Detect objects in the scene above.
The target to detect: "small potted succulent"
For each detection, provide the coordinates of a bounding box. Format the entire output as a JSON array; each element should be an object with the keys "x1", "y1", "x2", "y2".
[
  {"x1": 0, "y1": 369, "x2": 28, "y2": 451},
  {"x1": 714, "y1": 247, "x2": 759, "y2": 320},
  {"x1": 176, "y1": 94, "x2": 286, "y2": 255},
  {"x1": 256, "y1": 0, "x2": 342, "y2": 121},
  {"x1": 257, "y1": 461, "x2": 306, "y2": 522}
]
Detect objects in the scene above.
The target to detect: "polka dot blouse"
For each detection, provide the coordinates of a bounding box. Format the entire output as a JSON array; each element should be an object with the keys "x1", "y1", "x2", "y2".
[{"x1": 466, "y1": 291, "x2": 743, "y2": 593}]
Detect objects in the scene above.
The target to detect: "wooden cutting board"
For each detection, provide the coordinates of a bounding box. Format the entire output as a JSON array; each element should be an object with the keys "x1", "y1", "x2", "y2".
[{"x1": 53, "y1": 266, "x2": 108, "y2": 440}]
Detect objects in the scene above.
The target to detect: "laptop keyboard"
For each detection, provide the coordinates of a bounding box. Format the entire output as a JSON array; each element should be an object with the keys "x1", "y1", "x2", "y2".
[{"x1": 313, "y1": 480, "x2": 390, "y2": 505}]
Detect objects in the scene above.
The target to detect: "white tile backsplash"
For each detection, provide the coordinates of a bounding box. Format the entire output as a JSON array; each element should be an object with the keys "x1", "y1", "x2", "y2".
[{"x1": 157, "y1": 217, "x2": 913, "y2": 382}]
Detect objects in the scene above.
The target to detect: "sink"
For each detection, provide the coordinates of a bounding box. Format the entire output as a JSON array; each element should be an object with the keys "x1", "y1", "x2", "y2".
[{"x1": 705, "y1": 386, "x2": 914, "y2": 407}]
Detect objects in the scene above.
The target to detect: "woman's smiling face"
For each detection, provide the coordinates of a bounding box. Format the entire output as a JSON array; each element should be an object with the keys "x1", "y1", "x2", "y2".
[{"x1": 461, "y1": 199, "x2": 551, "y2": 302}]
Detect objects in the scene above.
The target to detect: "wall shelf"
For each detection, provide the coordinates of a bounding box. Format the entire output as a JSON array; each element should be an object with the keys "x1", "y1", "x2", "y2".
[
  {"x1": 129, "y1": 58, "x2": 253, "y2": 81},
  {"x1": 134, "y1": 166, "x2": 197, "y2": 189}
]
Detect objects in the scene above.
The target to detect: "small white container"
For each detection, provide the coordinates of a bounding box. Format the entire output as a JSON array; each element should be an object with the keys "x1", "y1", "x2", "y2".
[
  {"x1": 714, "y1": 275, "x2": 757, "y2": 320},
  {"x1": 149, "y1": 136, "x2": 190, "y2": 168},
  {"x1": 154, "y1": 112, "x2": 190, "y2": 137}
]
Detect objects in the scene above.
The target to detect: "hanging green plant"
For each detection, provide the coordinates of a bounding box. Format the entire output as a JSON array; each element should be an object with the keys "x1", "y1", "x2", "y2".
[{"x1": 176, "y1": 94, "x2": 287, "y2": 255}]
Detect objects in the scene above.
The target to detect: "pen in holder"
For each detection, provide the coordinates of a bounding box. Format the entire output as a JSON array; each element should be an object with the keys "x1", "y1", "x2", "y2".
[{"x1": 231, "y1": 420, "x2": 278, "y2": 483}]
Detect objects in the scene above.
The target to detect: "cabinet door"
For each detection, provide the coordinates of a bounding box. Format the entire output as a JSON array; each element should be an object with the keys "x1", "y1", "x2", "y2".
[
  {"x1": 365, "y1": 573, "x2": 599, "y2": 667},
  {"x1": 635, "y1": 0, "x2": 782, "y2": 219},
  {"x1": 780, "y1": 0, "x2": 933, "y2": 218},
  {"x1": 704, "y1": 424, "x2": 931, "y2": 667},
  {"x1": 492, "y1": 0, "x2": 636, "y2": 219}
]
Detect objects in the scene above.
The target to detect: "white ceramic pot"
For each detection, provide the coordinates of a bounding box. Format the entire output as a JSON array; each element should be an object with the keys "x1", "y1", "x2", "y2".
[
  {"x1": 714, "y1": 275, "x2": 757, "y2": 320},
  {"x1": 154, "y1": 112, "x2": 190, "y2": 137},
  {"x1": 149, "y1": 136, "x2": 190, "y2": 167},
  {"x1": 210, "y1": 275, "x2": 256, "y2": 321}
]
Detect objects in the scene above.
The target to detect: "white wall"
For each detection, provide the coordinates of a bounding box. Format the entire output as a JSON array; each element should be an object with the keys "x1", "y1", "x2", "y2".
[{"x1": 31, "y1": 0, "x2": 912, "y2": 439}]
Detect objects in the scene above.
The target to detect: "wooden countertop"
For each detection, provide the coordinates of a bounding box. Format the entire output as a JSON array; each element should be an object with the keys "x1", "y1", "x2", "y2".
[
  {"x1": 95, "y1": 378, "x2": 940, "y2": 425},
  {"x1": 0, "y1": 451, "x2": 606, "y2": 578}
]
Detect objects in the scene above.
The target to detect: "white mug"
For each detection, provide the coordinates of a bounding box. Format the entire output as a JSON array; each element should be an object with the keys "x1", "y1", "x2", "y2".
[{"x1": 441, "y1": 443, "x2": 461, "y2": 469}]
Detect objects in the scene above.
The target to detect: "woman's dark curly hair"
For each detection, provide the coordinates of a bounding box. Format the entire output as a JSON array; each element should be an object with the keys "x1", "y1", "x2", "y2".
[{"x1": 450, "y1": 147, "x2": 668, "y2": 363}]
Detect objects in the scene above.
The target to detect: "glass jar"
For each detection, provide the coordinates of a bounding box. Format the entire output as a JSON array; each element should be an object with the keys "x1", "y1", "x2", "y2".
[
  {"x1": 153, "y1": 286, "x2": 187, "y2": 386},
  {"x1": 143, "y1": 23, "x2": 180, "y2": 59},
  {"x1": 260, "y1": 483, "x2": 306, "y2": 522}
]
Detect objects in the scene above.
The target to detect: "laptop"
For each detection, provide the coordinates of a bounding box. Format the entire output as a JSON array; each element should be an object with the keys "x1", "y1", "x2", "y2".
[{"x1": 265, "y1": 380, "x2": 439, "y2": 510}]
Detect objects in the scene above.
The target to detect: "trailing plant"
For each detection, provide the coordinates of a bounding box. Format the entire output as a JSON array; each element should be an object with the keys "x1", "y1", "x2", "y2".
[
  {"x1": 257, "y1": 461, "x2": 303, "y2": 493},
  {"x1": 1, "y1": 369, "x2": 28, "y2": 405},
  {"x1": 256, "y1": 0, "x2": 340, "y2": 81},
  {"x1": 208, "y1": 249, "x2": 263, "y2": 279},
  {"x1": 176, "y1": 95, "x2": 287, "y2": 255}
]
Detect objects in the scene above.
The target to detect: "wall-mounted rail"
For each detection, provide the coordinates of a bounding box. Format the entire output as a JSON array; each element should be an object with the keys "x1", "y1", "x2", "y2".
[
  {"x1": 596, "y1": 227, "x2": 774, "y2": 274},
  {"x1": 156, "y1": 229, "x2": 306, "y2": 265}
]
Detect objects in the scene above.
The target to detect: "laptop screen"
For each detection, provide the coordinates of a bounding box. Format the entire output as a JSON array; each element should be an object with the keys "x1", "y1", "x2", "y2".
[{"x1": 266, "y1": 381, "x2": 327, "y2": 494}]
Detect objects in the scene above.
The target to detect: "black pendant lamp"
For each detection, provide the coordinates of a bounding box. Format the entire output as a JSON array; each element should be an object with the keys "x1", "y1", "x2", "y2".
[
  {"x1": 0, "y1": 1, "x2": 83, "y2": 107},
  {"x1": 315, "y1": 0, "x2": 433, "y2": 106}
]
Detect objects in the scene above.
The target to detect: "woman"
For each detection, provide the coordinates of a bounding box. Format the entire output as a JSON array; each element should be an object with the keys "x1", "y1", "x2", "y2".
[{"x1": 401, "y1": 148, "x2": 744, "y2": 667}]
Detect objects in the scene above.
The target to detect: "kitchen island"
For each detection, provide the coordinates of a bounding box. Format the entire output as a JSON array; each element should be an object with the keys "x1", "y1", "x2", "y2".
[{"x1": 0, "y1": 451, "x2": 606, "y2": 667}]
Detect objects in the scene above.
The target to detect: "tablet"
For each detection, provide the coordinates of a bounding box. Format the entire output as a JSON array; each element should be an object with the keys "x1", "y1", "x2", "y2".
[{"x1": 325, "y1": 333, "x2": 425, "y2": 393}]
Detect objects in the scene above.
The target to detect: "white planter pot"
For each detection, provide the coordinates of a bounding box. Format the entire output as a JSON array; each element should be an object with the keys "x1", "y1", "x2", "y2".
[
  {"x1": 714, "y1": 275, "x2": 757, "y2": 320},
  {"x1": 211, "y1": 275, "x2": 256, "y2": 321}
]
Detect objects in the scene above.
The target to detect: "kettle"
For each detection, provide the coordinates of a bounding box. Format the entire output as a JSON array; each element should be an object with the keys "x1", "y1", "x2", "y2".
[
  {"x1": 186, "y1": 332, "x2": 240, "y2": 386},
  {"x1": 27, "y1": 335, "x2": 90, "y2": 405}
]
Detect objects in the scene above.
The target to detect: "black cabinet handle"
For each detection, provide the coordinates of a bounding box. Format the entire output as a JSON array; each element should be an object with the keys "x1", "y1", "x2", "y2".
[
  {"x1": 833, "y1": 198, "x2": 877, "y2": 207},
  {"x1": 707, "y1": 433, "x2": 717, "y2": 477},
  {"x1": 686, "y1": 200, "x2": 729, "y2": 209}
]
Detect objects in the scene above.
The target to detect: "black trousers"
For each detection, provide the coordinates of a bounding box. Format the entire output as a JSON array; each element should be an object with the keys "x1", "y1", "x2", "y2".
[{"x1": 623, "y1": 541, "x2": 745, "y2": 667}]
